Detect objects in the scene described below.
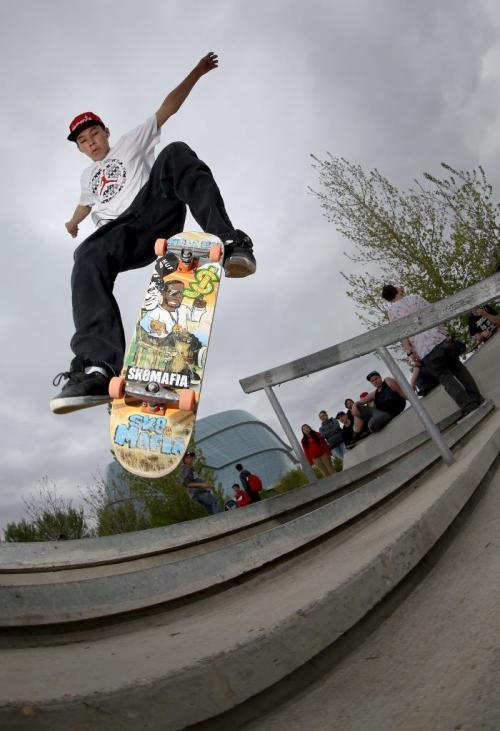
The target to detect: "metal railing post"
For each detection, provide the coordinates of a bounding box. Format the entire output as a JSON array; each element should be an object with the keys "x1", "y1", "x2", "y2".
[
  {"x1": 264, "y1": 386, "x2": 318, "y2": 483},
  {"x1": 376, "y1": 346, "x2": 455, "y2": 465}
]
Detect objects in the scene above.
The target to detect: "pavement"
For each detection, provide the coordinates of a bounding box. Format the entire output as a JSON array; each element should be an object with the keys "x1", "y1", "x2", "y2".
[{"x1": 244, "y1": 458, "x2": 500, "y2": 731}]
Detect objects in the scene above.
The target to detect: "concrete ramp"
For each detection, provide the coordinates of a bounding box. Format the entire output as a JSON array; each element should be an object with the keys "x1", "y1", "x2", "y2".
[{"x1": 0, "y1": 404, "x2": 499, "y2": 730}]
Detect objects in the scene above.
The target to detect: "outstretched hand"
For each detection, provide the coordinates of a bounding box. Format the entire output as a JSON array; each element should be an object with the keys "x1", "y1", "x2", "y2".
[{"x1": 196, "y1": 51, "x2": 218, "y2": 76}]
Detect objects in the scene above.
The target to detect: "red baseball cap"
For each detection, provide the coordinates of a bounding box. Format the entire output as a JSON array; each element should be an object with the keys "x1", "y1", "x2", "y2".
[{"x1": 67, "y1": 112, "x2": 106, "y2": 142}]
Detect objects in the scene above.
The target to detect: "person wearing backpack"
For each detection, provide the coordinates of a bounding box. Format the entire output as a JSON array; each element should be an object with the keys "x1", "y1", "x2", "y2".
[{"x1": 235, "y1": 463, "x2": 262, "y2": 503}]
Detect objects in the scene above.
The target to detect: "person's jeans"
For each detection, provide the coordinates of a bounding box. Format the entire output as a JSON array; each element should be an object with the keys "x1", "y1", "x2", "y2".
[
  {"x1": 193, "y1": 490, "x2": 222, "y2": 515},
  {"x1": 71, "y1": 142, "x2": 234, "y2": 370},
  {"x1": 331, "y1": 442, "x2": 346, "y2": 459},
  {"x1": 358, "y1": 405, "x2": 392, "y2": 433},
  {"x1": 422, "y1": 340, "x2": 482, "y2": 412}
]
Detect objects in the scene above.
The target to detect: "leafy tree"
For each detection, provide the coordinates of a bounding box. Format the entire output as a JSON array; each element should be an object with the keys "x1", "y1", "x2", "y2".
[
  {"x1": 4, "y1": 519, "x2": 39, "y2": 542},
  {"x1": 310, "y1": 157, "x2": 500, "y2": 340},
  {"x1": 4, "y1": 477, "x2": 89, "y2": 542}
]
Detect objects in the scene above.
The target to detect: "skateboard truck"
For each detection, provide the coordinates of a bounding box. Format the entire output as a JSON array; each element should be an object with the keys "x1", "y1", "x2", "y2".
[
  {"x1": 108, "y1": 377, "x2": 197, "y2": 413},
  {"x1": 154, "y1": 238, "x2": 223, "y2": 263}
]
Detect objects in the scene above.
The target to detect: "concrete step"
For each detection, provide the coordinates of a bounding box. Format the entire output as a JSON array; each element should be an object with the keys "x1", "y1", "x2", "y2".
[
  {"x1": 0, "y1": 404, "x2": 493, "y2": 626},
  {"x1": 0, "y1": 407, "x2": 498, "y2": 730},
  {"x1": 0, "y1": 410, "x2": 463, "y2": 573}
]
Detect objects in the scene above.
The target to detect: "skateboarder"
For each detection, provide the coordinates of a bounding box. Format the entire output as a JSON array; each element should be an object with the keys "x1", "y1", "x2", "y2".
[
  {"x1": 181, "y1": 452, "x2": 222, "y2": 515},
  {"x1": 51, "y1": 52, "x2": 256, "y2": 415}
]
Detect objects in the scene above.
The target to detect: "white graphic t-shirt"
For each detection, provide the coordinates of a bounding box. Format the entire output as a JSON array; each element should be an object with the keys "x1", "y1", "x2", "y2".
[
  {"x1": 79, "y1": 115, "x2": 160, "y2": 226},
  {"x1": 388, "y1": 294, "x2": 447, "y2": 359}
]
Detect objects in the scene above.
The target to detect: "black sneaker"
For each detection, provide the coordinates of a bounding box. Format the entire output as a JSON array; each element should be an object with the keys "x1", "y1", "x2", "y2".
[
  {"x1": 50, "y1": 357, "x2": 114, "y2": 415},
  {"x1": 457, "y1": 397, "x2": 486, "y2": 422},
  {"x1": 221, "y1": 230, "x2": 256, "y2": 278}
]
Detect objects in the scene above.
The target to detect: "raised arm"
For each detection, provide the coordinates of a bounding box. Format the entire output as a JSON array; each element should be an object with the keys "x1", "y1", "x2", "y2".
[{"x1": 155, "y1": 52, "x2": 218, "y2": 129}]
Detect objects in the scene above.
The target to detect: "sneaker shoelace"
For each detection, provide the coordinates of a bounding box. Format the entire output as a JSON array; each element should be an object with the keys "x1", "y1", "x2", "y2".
[{"x1": 52, "y1": 371, "x2": 87, "y2": 387}]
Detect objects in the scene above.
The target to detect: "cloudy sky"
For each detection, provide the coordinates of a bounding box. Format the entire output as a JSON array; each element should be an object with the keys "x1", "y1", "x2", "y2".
[{"x1": 1, "y1": 0, "x2": 499, "y2": 529}]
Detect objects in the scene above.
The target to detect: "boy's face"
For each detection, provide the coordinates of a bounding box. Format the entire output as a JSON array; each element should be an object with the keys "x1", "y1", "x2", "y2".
[{"x1": 76, "y1": 124, "x2": 110, "y2": 161}]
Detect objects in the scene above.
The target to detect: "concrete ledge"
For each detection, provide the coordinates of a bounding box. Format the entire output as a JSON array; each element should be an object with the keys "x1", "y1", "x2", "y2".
[
  {"x1": 0, "y1": 411, "x2": 461, "y2": 573},
  {"x1": 0, "y1": 405, "x2": 491, "y2": 626},
  {"x1": 1, "y1": 410, "x2": 498, "y2": 730}
]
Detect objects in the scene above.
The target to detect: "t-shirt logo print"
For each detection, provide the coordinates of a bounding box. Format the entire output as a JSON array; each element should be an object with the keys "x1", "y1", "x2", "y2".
[{"x1": 90, "y1": 159, "x2": 127, "y2": 203}]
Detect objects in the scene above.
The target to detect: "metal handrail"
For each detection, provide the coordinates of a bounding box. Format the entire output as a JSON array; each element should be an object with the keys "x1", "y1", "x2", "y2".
[
  {"x1": 240, "y1": 273, "x2": 500, "y2": 475},
  {"x1": 240, "y1": 273, "x2": 500, "y2": 394}
]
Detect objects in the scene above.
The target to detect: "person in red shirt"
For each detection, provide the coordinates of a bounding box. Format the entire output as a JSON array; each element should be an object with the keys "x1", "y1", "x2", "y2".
[
  {"x1": 300, "y1": 424, "x2": 335, "y2": 477},
  {"x1": 231, "y1": 483, "x2": 251, "y2": 507}
]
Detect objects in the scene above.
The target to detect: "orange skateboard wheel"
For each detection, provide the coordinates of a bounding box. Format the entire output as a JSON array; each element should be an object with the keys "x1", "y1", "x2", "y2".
[
  {"x1": 208, "y1": 244, "x2": 223, "y2": 262},
  {"x1": 178, "y1": 390, "x2": 196, "y2": 412},
  {"x1": 154, "y1": 238, "x2": 168, "y2": 257},
  {"x1": 109, "y1": 376, "x2": 126, "y2": 399}
]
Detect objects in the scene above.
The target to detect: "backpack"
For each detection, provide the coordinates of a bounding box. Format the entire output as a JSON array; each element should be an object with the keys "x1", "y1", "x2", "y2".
[{"x1": 247, "y1": 474, "x2": 263, "y2": 492}]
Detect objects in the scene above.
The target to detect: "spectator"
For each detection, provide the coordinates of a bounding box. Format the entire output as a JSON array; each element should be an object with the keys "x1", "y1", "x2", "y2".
[
  {"x1": 468, "y1": 304, "x2": 499, "y2": 347},
  {"x1": 181, "y1": 452, "x2": 222, "y2": 514},
  {"x1": 345, "y1": 395, "x2": 391, "y2": 436},
  {"x1": 361, "y1": 370, "x2": 406, "y2": 419},
  {"x1": 318, "y1": 410, "x2": 345, "y2": 461},
  {"x1": 336, "y1": 411, "x2": 356, "y2": 447},
  {"x1": 231, "y1": 483, "x2": 251, "y2": 508},
  {"x1": 382, "y1": 284, "x2": 484, "y2": 417},
  {"x1": 343, "y1": 398, "x2": 368, "y2": 433},
  {"x1": 343, "y1": 399, "x2": 364, "y2": 438},
  {"x1": 300, "y1": 424, "x2": 335, "y2": 476},
  {"x1": 410, "y1": 360, "x2": 439, "y2": 397},
  {"x1": 235, "y1": 463, "x2": 261, "y2": 503}
]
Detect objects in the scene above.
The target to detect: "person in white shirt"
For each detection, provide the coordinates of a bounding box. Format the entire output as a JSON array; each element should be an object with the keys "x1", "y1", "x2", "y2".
[
  {"x1": 51, "y1": 52, "x2": 256, "y2": 415},
  {"x1": 381, "y1": 284, "x2": 483, "y2": 417}
]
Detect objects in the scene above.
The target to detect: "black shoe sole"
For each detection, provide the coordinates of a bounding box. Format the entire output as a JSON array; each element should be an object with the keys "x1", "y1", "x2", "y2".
[{"x1": 224, "y1": 255, "x2": 257, "y2": 278}]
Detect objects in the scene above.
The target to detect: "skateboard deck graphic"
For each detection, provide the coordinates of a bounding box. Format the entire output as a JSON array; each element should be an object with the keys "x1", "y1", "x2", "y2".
[{"x1": 109, "y1": 231, "x2": 223, "y2": 478}]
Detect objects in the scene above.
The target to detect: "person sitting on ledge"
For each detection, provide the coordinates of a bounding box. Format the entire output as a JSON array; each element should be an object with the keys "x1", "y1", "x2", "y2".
[
  {"x1": 344, "y1": 396, "x2": 391, "y2": 437},
  {"x1": 468, "y1": 304, "x2": 499, "y2": 347},
  {"x1": 357, "y1": 370, "x2": 407, "y2": 421},
  {"x1": 336, "y1": 411, "x2": 357, "y2": 448}
]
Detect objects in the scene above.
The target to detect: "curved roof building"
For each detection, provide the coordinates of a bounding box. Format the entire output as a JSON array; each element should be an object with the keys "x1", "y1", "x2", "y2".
[{"x1": 195, "y1": 409, "x2": 299, "y2": 494}]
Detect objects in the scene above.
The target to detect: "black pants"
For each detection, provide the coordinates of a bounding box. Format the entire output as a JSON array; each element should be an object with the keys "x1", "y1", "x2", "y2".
[
  {"x1": 70, "y1": 142, "x2": 233, "y2": 371},
  {"x1": 422, "y1": 340, "x2": 482, "y2": 412}
]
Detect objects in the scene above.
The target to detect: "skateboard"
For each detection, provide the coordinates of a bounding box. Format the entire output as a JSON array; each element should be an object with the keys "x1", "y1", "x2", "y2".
[{"x1": 108, "y1": 231, "x2": 224, "y2": 478}]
